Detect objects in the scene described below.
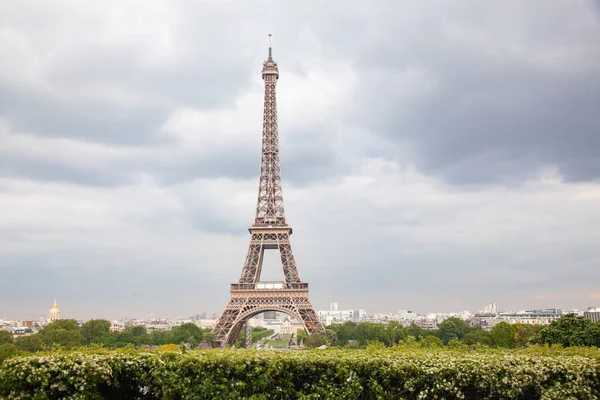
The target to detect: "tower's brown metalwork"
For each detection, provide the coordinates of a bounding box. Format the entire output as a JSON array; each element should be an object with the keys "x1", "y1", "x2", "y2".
[{"x1": 213, "y1": 43, "x2": 324, "y2": 347}]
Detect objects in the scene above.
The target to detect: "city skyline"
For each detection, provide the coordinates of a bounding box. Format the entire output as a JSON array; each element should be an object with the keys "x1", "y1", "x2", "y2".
[
  {"x1": 1, "y1": 1, "x2": 600, "y2": 319},
  {"x1": 1, "y1": 297, "x2": 598, "y2": 323}
]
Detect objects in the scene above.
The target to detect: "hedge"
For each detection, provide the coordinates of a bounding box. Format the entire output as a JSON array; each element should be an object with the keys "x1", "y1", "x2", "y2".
[{"x1": 0, "y1": 348, "x2": 599, "y2": 399}]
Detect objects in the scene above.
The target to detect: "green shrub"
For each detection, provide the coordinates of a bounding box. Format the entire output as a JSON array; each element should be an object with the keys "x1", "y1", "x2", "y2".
[
  {"x1": 0, "y1": 348, "x2": 599, "y2": 399},
  {"x1": 418, "y1": 335, "x2": 443, "y2": 348}
]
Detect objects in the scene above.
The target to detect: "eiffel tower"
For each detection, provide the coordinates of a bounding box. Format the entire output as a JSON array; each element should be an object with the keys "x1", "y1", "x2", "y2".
[{"x1": 212, "y1": 40, "x2": 324, "y2": 347}]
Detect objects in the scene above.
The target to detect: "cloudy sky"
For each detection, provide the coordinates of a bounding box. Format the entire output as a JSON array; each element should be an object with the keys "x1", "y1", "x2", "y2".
[{"x1": 1, "y1": 1, "x2": 599, "y2": 320}]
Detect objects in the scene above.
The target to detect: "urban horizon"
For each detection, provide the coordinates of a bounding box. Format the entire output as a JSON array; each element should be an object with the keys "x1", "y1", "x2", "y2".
[{"x1": 3, "y1": 299, "x2": 599, "y2": 323}]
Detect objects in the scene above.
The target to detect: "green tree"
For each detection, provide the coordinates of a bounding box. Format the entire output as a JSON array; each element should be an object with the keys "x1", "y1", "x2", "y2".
[
  {"x1": 171, "y1": 323, "x2": 203, "y2": 345},
  {"x1": 536, "y1": 314, "x2": 598, "y2": 347},
  {"x1": 490, "y1": 322, "x2": 516, "y2": 348},
  {"x1": 235, "y1": 328, "x2": 248, "y2": 348},
  {"x1": 324, "y1": 329, "x2": 338, "y2": 346},
  {"x1": 463, "y1": 328, "x2": 493, "y2": 346},
  {"x1": 381, "y1": 321, "x2": 407, "y2": 346},
  {"x1": 234, "y1": 326, "x2": 273, "y2": 348},
  {"x1": 328, "y1": 322, "x2": 362, "y2": 346},
  {"x1": 43, "y1": 319, "x2": 80, "y2": 332},
  {"x1": 148, "y1": 330, "x2": 172, "y2": 346},
  {"x1": 406, "y1": 323, "x2": 429, "y2": 340},
  {"x1": 513, "y1": 323, "x2": 542, "y2": 347},
  {"x1": 399, "y1": 335, "x2": 418, "y2": 347},
  {"x1": 436, "y1": 318, "x2": 471, "y2": 344},
  {"x1": 584, "y1": 322, "x2": 600, "y2": 347},
  {"x1": 14, "y1": 335, "x2": 43, "y2": 352},
  {"x1": 357, "y1": 323, "x2": 386, "y2": 344},
  {"x1": 305, "y1": 332, "x2": 329, "y2": 348},
  {"x1": 185, "y1": 336, "x2": 198, "y2": 348},
  {"x1": 0, "y1": 343, "x2": 17, "y2": 363},
  {"x1": 128, "y1": 326, "x2": 147, "y2": 337},
  {"x1": 296, "y1": 328, "x2": 308, "y2": 342},
  {"x1": 81, "y1": 319, "x2": 111, "y2": 345},
  {"x1": 201, "y1": 332, "x2": 216, "y2": 348},
  {"x1": 251, "y1": 327, "x2": 273, "y2": 342},
  {"x1": 42, "y1": 329, "x2": 83, "y2": 349},
  {"x1": 113, "y1": 326, "x2": 149, "y2": 347},
  {"x1": 38, "y1": 319, "x2": 83, "y2": 349},
  {"x1": 0, "y1": 330, "x2": 13, "y2": 345}
]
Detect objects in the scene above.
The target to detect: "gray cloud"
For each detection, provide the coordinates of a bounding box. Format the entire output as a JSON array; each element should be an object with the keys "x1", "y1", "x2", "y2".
[
  {"x1": 332, "y1": 2, "x2": 600, "y2": 184},
  {"x1": 1, "y1": 1, "x2": 599, "y2": 318}
]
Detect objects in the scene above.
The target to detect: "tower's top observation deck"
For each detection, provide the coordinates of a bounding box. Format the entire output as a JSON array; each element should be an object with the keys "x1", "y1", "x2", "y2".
[{"x1": 262, "y1": 34, "x2": 279, "y2": 80}]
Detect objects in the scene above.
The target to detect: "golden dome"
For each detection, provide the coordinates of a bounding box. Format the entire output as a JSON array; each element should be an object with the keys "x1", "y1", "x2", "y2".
[{"x1": 48, "y1": 298, "x2": 61, "y2": 321}]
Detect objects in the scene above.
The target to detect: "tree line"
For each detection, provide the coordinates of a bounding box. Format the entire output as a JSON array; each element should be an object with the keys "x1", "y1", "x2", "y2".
[
  {"x1": 303, "y1": 314, "x2": 600, "y2": 349},
  {"x1": 0, "y1": 319, "x2": 278, "y2": 361},
  {"x1": 234, "y1": 326, "x2": 274, "y2": 347},
  {"x1": 0, "y1": 319, "x2": 215, "y2": 358},
  {"x1": 1, "y1": 313, "x2": 599, "y2": 361}
]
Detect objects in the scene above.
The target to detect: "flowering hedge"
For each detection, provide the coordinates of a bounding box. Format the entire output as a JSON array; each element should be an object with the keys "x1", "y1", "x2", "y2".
[{"x1": 0, "y1": 348, "x2": 599, "y2": 399}]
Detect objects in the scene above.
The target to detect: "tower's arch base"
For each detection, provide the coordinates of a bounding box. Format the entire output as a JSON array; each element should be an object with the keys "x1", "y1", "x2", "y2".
[{"x1": 213, "y1": 289, "x2": 324, "y2": 347}]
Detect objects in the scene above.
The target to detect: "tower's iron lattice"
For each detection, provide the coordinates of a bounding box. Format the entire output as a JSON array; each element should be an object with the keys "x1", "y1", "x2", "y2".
[{"x1": 212, "y1": 44, "x2": 324, "y2": 347}]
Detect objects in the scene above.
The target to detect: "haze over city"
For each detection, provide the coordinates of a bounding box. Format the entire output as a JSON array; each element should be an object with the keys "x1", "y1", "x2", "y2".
[{"x1": 1, "y1": 1, "x2": 599, "y2": 321}]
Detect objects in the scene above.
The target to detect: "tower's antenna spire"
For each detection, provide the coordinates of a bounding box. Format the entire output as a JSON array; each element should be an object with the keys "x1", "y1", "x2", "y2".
[{"x1": 268, "y1": 34, "x2": 272, "y2": 60}]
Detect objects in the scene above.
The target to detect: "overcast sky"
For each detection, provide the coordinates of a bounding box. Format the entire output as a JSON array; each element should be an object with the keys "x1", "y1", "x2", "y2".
[{"x1": 1, "y1": 1, "x2": 599, "y2": 320}]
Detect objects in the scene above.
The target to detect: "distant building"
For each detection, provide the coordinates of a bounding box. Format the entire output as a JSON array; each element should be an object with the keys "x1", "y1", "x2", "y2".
[
  {"x1": 18, "y1": 320, "x2": 34, "y2": 328},
  {"x1": 415, "y1": 319, "x2": 437, "y2": 330},
  {"x1": 497, "y1": 309, "x2": 562, "y2": 325},
  {"x1": 263, "y1": 311, "x2": 277, "y2": 320},
  {"x1": 584, "y1": 307, "x2": 600, "y2": 323},
  {"x1": 3, "y1": 326, "x2": 33, "y2": 336},
  {"x1": 318, "y1": 303, "x2": 366, "y2": 325},
  {"x1": 482, "y1": 303, "x2": 498, "y2": 314},
  {"x1": 48, "y1": 299, "x2": 61, "y2": 322},
  {"x1": 398, "y1": 310, "x2": 418, "y2": 320},
  {"x1": 280, "y1": 317, "x2": 303, "y2": 334}
]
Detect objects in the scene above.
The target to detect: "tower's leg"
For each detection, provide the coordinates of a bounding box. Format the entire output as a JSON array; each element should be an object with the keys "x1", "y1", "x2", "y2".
[{"x1": 213, "y1": 304, "x2": 241, "y2": 347}]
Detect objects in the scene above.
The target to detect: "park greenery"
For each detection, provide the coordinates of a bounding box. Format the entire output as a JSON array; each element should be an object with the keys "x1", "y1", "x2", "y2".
[
  {"x1": 1, "y1": 314, "x2": 599, "y2": 398},
  {"x1": 234, "y1": 326, "x2": 275, "y2": 347},
  {"x1": 0, "y1": 320, "x2": 215, "y2": 361},
  {"x1": 1, "y1": 313, "x2": 599, "y2": 363}
]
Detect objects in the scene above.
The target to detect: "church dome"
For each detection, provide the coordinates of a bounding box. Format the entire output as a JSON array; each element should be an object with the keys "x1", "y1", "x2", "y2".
[{"x1": 48, "y1": 299, "x2": 61, "y2": 321}]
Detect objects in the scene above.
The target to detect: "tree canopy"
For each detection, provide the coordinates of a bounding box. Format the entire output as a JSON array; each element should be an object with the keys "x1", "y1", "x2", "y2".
[
  {"x1": 536, "y1": 314, "x2": 600, "y2": 347},
  {"x1": 437, "y1": 318, "x2": 471, "y2": 344},
  {"x1": 0, "y1": 331, "x2": 13, "y2": 346},
  {"x1": 490, "y1": 322, "x2": 516, "y2": 349}
]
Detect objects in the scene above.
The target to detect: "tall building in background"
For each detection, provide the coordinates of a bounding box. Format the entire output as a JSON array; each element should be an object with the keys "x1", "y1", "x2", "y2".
[
  {"x1": 48, "y1": 299, "x2": 61, "y2": 322},
  {"x1": 212, "y1": 40, "x2": 324, "y2": 347},
  {"x1": 482, "y1": 303, "x2": 498, "y2": 314},
  {"x1": 584, "y1": 307, "x2": 600, "y2": 323}
]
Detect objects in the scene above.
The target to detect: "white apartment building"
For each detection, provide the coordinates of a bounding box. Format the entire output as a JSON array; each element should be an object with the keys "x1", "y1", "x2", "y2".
[
  {"x1": 497, "y1": 309, "x2": 562, "y2": 325},
  {"x1": 584, "y1": 307, "x2": 600, "y2": 323},
  {"x1": 318, "y1": 302, "x2": 366, "y2": 325},
  {"x1": 397, "y1": 310, "x2": 418, "y2": 320}
]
